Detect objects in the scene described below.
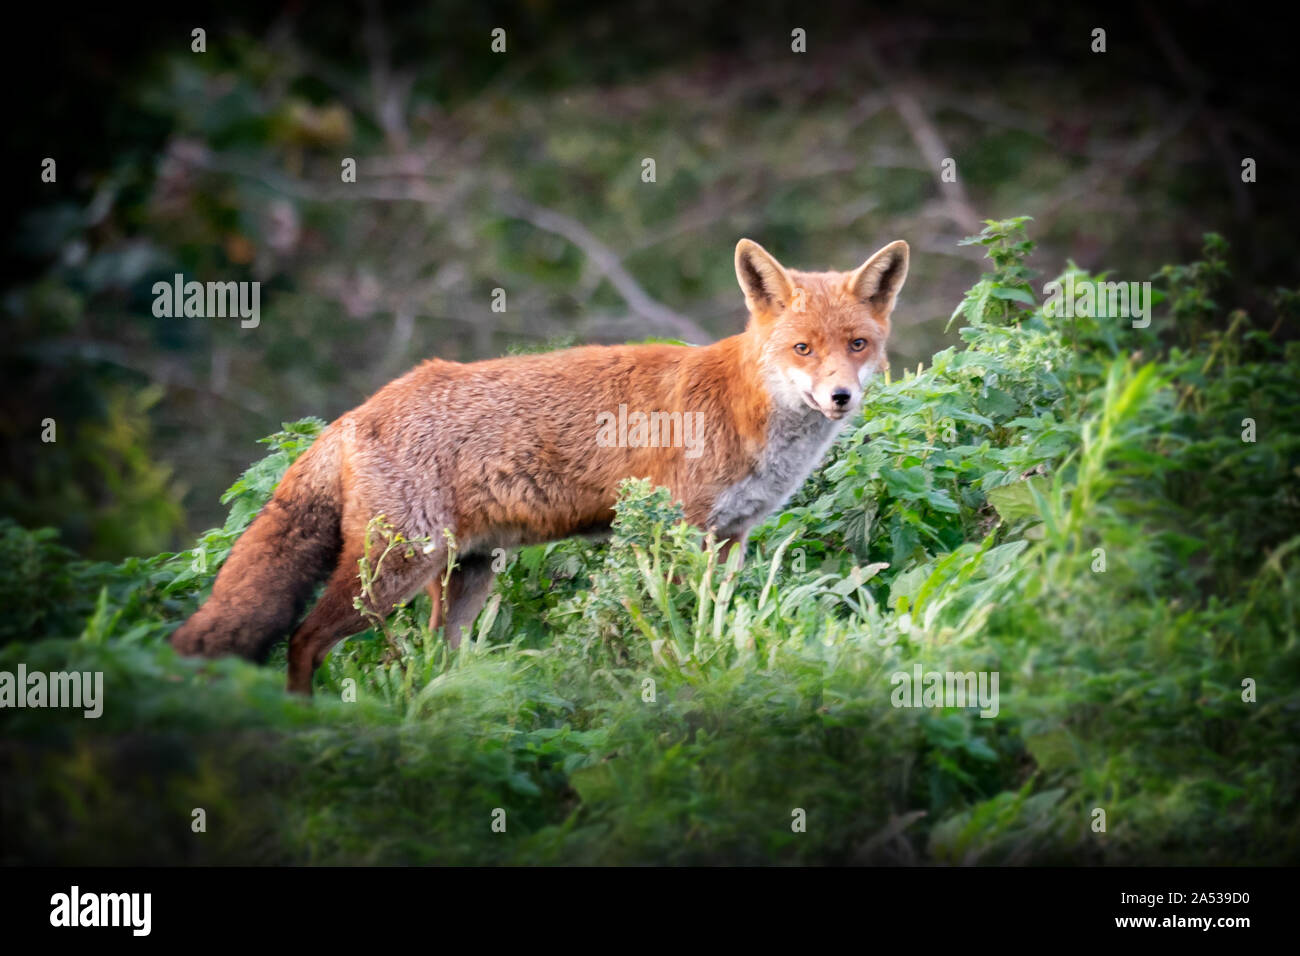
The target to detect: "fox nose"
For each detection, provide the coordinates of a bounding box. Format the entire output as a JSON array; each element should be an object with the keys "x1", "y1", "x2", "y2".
[{"x1": 831, "y1": 388, "x2": 852, "y2": 408}]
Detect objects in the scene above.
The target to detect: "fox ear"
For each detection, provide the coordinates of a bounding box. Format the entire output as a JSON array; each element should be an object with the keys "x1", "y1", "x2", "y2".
[
  {"x1": 735, "y1": 239, "x2": 794, "y2": 319},
  {"x1": 847, "y1": 240, "x2": 909, "y2": 314}
]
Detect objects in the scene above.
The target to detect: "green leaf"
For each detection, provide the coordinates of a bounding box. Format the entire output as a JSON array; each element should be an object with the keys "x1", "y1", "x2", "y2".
[{"x1": 985, "y1": 476, "x2": 1050, "y2": 522}]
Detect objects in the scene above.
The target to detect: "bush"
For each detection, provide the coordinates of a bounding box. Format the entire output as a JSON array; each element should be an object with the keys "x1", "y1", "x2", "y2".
[{"x1": 3, "y1": 221, "x2": 1297, "y2": 865}]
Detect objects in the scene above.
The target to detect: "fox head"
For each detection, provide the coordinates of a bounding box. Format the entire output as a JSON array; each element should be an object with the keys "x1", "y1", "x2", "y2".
[{"x1": 735, "y1": 238, "x2": 909, "y2": 421}]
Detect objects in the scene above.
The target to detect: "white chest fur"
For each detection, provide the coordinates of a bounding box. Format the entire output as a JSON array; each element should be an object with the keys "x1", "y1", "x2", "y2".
[{"x1": 707, "y1": 406, "x2": 845, "y2": 537}]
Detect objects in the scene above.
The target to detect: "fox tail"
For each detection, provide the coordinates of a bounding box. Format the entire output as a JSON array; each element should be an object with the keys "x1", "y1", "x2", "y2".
[{"x1": 171, "y1": 432, "x2": 342, "y2": 662}]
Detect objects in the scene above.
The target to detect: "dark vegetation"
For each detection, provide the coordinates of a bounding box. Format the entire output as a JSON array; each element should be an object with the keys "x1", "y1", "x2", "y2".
[{"x1": 4, "y1": 223, "x2": 1297, "y2": 864}]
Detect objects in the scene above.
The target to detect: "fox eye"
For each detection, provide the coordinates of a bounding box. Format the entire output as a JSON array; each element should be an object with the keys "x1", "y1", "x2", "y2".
[
  {"x1": 793, "y1": 343, "x2": 811, "y2": 355},
  {"x1": 850, "y1": 338, "x2": 868, "y2": 352}
]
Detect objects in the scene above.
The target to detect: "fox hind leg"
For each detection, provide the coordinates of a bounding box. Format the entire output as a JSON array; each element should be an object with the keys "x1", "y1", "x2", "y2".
[
  {"x1": 423, "y1": 553, "x2": 497, "y2": 648},
  {"x1": 426, "y1": 576, "x2": 444, "y2": 631},
  {"x1": 286, "y1": 540, "x2": 445, "y2": 694},
  {"x1": 444, "y1": 555, "x2": 497, "y2": 648}
]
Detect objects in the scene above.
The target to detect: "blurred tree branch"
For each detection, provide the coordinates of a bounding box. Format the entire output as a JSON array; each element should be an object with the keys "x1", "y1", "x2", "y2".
[
  {"x1": 498, "y1": 194, "x2": 712, "y2": 343},
  {"x1": 858, "y1": 38, "x2": 981, "y2": 234}
]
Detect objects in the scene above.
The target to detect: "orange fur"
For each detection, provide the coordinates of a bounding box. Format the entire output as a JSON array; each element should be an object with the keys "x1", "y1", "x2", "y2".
[{"x1": 171, "y1": 238, "x2": 909, "y2": 693}]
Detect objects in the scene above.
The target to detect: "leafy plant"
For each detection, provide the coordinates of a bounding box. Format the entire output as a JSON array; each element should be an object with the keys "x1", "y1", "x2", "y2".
[{"x1": 3, "y1": 222, "x2": 1297, "y2": 866}]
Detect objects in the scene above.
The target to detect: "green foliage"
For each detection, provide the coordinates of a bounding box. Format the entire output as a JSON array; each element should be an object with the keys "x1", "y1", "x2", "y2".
[
  {"x1": 0, "y1": 386, "x2": 187, "y2": 560},
  {"x1": 0, "y1": 522, "x2": 109, "y2": 646},
  {"x1": 4, "y1": 224, "x2": 1298, "y2": 865}
]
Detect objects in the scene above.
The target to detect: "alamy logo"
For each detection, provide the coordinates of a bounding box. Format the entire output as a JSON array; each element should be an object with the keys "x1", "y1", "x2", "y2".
[
  {"x1": 595, "y1": 404, "x2": 705, "y2": 459},
  {"x1": 50, "y1": 886, "x2": 151, "y2": 936},
  {"x1": 152, "y1": 273, "x2": 261, "y2": 328},
  {"x1": 890, "y1": 665, "x2": 1000, "y2": 718},
  {"x1": 1042, "y1": 274, "x2": 1151, "y2": 328},
  {"x1": 0, "y1": 665, "x2": 102, "y2": 718}
]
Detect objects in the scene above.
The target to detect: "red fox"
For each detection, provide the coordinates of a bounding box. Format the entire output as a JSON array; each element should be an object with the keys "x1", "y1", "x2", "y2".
[{"x1": 172, "y1": 238, "x2": 909, "y2": 692}]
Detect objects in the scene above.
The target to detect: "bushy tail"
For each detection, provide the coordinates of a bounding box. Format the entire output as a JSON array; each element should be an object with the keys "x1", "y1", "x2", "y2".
[{"x1": 172, "y1": 435, "x2": 342, "y2": 663}]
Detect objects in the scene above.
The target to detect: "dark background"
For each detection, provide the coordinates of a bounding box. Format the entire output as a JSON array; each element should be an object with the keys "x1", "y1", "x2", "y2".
[{"x1": 3, "y1": 0, "x2": 1296, "y2": 558}]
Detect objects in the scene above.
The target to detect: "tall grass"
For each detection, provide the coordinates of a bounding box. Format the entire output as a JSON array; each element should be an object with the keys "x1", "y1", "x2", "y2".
[{"x1": 3, "y1": 221, "x2": 1297, "y2": 865}]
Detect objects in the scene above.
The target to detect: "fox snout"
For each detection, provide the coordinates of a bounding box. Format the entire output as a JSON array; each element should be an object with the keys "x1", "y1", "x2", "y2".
[{"x1": 807, "y1": 382, "x2": 861, "y2": 420}]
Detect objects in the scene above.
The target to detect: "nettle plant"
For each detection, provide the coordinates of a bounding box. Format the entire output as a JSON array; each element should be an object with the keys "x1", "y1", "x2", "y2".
[{"x1": 3, "y1": 216, "x2": 1298, "y2": 864}]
